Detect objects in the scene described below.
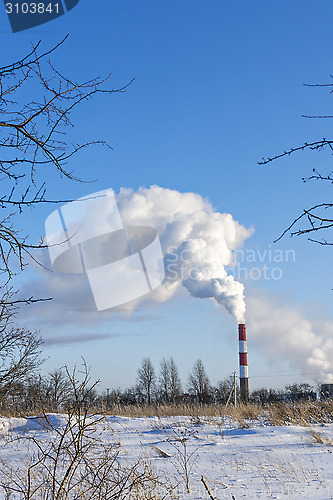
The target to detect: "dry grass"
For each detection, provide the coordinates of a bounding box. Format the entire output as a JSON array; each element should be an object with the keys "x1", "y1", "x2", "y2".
[
  {"x1": 101, "y1": 402, "x2": 263, "y2": 420},
  {"x1": 264, "y1": 400, "x2": 333, "y2": 426},
  {"x1": 309, "y1": 429, "x2": 333, "y2": 446},
  {"x1": 100, "y1": 400, "x2": 333, "y2": 427},
  {"x1": 1, "y1": 400, "x2": 333, "y2": 427},
  {"x1": 104, "y1": 403, "x2": 224, "y2": 418}
]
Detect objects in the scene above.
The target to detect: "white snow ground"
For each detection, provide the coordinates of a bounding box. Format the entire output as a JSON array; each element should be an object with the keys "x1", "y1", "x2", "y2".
[{"x1": 0, "y1": 414, "x2": 332, "y2": 499}]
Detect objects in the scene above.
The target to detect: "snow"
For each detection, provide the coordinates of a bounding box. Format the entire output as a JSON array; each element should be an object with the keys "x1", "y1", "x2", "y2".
[{"x1": 0, "y1": 413, "x2": 332, "y2": 499}]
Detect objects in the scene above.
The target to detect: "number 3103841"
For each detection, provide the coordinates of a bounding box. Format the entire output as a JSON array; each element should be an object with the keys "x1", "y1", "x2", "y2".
[{"x1": 5, "y1": 3, "x2": 60, "y2": 14}]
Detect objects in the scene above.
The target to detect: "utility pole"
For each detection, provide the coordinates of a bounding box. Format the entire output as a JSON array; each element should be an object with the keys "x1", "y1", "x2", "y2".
[
  {"x1": 234, "y1": 371, "x2": 237, "y2": 407},
  {"x1": 226, "y1": 371, "x2": 237, "y2": 407}
]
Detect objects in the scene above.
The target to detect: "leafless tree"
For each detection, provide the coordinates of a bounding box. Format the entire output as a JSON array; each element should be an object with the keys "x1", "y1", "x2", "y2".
[
  {"x1": 188, "y1": 359, "x2": 211, "y2": 404},
  {"x1": 137, "y1": 357, "x2": 156, "y2": 405},
  {"x1": 169, "y1": 358, "x2": 182, "y2": 404},
  {"x1": 159, "y1": 358, "x2": 170, "y2": 403},
  {"x1": 0, "y1": 36, "x2": 132, "y2": 312},
  {"x1": 45, "y1": 368, "x2": 73, "y2": 411},
  {"x1": 251, "y1": 387, "x2": 285, "y2": 404},
  {"x1": 0, "y1": 327, "x2": 43, "y2": 400},
  {"x1": 159, "y1": 358, "x2": 182, "y2": 404},
  {"x1": 285, "y1": 383, "x2": 315, "y2": 401},
  {"x1": 101, "y1": 387, "x2": 123, "y2": 408},
  {"x1": 120, "y1": 386, "x2": 139, "y2": 405},
  {"x1": 259, "y1": 79, "x2": 333, "y2": 245}
]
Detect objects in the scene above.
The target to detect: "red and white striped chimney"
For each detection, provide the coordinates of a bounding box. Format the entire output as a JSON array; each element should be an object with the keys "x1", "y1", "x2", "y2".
[{"x1": 238, "y1": 323, "x2": 249, "y2": 402}]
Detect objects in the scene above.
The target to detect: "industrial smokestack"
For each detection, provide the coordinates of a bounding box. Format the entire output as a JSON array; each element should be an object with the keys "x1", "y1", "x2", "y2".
[{"x1": 238, "y1": 323, "x2": 249, "y2": 402}]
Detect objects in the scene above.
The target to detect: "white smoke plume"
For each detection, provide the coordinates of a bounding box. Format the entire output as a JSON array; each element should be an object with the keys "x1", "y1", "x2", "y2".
[
  {"x1": 117, "y1": 186, "x2": 333, "y2": 382},
  {"x1": 116, "y1": 186, "x2": 253, "y2": 322},
  {"x1": 246, "y1": 289, "x2": 333, "y2": 383}
]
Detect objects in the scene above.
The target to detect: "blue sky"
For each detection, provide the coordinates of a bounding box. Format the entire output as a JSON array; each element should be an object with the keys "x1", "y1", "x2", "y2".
[{"x1": 1, "y1": 0, "x2": 333, "y2": 392}]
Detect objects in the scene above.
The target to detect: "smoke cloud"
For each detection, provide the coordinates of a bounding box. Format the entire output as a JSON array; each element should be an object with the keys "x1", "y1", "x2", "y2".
[
  {"x1": 246, "y1": 289, "x2": 333, "y2": 383},
  {"x1": 116, "y1": 186, "x2": 253, "y2": 322}
]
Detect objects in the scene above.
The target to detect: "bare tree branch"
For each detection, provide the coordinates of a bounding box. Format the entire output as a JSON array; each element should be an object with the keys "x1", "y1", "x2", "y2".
[
  {"x1": 260, "y1": 77, "x2": 333, "y2": 246},
  {"x1": 0, "y1": 37, "x2": 133, "y2": 316}
]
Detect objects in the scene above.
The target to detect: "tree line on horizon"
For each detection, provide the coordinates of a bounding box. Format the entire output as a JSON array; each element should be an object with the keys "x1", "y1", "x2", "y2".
[
  {"x1": 0, "y1": 348, "x2": 321, "y2": 413},
  {"x1": 111, "y1": 357, "x2": 319, "y2": 406}
]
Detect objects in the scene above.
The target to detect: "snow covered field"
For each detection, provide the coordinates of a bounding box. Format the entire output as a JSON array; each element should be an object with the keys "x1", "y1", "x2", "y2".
[{"x1": 0, "y1": 413, "x2": 332, "y2": 499}]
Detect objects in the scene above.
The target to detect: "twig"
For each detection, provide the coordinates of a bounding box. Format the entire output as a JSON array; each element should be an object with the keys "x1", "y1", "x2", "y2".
[{"x1": 201, "y1": 476, "x2": 215, "y2": 500}]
